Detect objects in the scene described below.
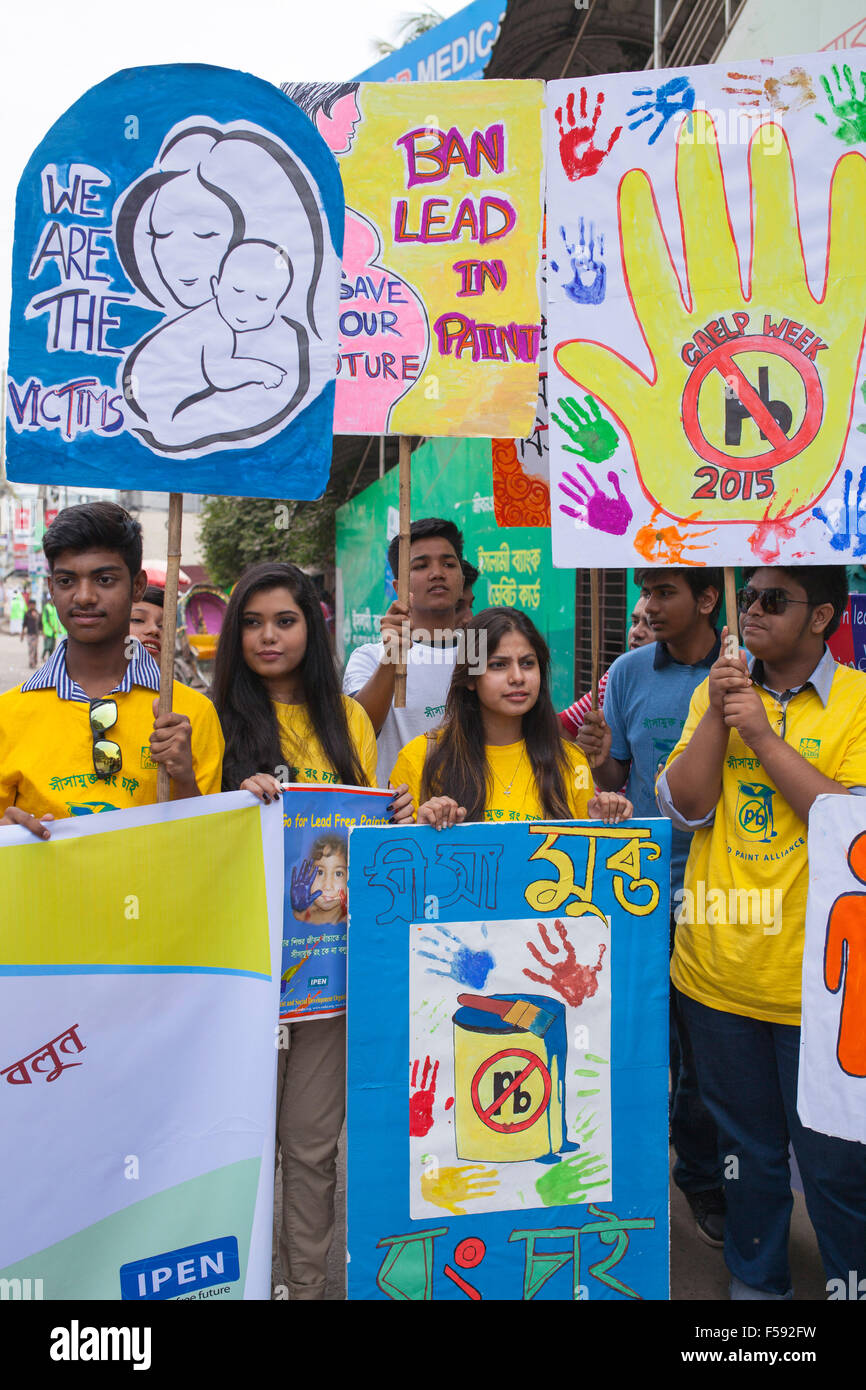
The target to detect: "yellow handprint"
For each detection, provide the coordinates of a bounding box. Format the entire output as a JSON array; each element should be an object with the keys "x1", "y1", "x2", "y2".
[
  {"x1": 420, "y1": 1163, "x2": 499, "y2": 1215},
  {"x1": 554, "y1": 110, "x2": 866, "y2": 527}
]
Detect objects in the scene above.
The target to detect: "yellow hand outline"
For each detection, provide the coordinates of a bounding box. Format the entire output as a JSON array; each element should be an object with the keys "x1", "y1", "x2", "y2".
[
  {"x1": 555, "y1": 111, "x2": 866, "y2": 527},
  {"x1": 420, "y1": 1163, "x2": 499, "y2": 1215}
]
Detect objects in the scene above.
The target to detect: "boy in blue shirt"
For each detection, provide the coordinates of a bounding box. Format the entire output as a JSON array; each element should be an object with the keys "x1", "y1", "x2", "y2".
[{"x1": 578, "y1": 567, "x2": 725, "y2": 1245}]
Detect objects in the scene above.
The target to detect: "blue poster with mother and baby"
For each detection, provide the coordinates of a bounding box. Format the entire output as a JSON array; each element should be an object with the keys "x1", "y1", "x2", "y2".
[{"x1": 7, "y1": 64, "x2": 343, "y2": 499}]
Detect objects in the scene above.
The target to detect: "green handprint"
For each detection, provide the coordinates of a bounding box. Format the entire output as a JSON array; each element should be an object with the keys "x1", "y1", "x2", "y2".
[
  {"x1": 817, "y1": 64, "x2": 866, "y2": 145},
  {"x1": 551, "y1": 394, "x2": 619, "y2": 462},
  {"x1": 535, "y1": 1149, "x2": 610, "y2": 1206}
]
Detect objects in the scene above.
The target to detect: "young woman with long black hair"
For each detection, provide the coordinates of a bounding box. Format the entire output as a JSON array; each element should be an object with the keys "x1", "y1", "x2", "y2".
[
  {"x1": 212, "y1": 561, "x2": 411, "y2": 1299},
  {"x1": 391, "y1": 607, "x2": 632, "y2": 827}
]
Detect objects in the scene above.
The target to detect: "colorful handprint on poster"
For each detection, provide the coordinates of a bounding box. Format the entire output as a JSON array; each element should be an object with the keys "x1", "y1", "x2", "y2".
[{"x1": 546, "y1": 52, "x2": 866, "y2": 567}]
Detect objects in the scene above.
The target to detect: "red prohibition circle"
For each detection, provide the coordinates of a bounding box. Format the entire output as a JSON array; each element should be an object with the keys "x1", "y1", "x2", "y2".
[
  {"x1": 682, "y1": 335, "x2": 823, "y2": 472},
  {"x1": 470, "y1": 1047, "x2": 552, "y2": 1134}
]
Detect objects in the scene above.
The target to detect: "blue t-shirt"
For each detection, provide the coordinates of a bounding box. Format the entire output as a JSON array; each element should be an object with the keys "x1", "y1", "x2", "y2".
[{"x1": 603, "y1": 634, "x2": 720, "y2": 897}]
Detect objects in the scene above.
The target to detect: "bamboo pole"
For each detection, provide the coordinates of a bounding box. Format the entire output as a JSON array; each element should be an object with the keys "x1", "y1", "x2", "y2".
[
  {"x1": 724, "y1": 567, "x2": 739, "y2": 659},
  {"x1": 590, "y1": 569, "x2": 600, "y2": 711},
  {"x1": 394, "y1": 438, "x2": 411, "y2": 709},
  {"x1": 156, "y1": 492, "x2": 183, "y2": 803}
]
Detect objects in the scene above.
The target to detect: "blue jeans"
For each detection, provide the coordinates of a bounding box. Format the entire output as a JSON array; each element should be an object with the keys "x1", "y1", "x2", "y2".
[
  {"x1": 676, "y1": 990, "x2": 866, "y2": 1296},
  {"x1": 670, "y1": 918, "x2": 722, "y2": 1194},
  {"x1": 670, "y1": 988, "x2": 723, "y2": 1193}
]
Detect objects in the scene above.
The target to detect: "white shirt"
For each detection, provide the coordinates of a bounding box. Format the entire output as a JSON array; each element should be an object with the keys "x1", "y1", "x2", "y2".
[{"x1": 343, "y1": 638, "x2": 458, "y2": 786}]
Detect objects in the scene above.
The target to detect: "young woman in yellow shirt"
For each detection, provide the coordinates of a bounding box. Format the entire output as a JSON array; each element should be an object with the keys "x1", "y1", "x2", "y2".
[
  {"x1": 392, "y1": 607, "x2": 632, "y2": 827},
  {"x1": 212, "y1": 561, "x2": 411, "y2": 1300}
]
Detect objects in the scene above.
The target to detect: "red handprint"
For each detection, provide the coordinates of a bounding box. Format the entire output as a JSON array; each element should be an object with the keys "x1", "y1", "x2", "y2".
[
  {"x1": 523, "y1": 919, "x2": 606, "y2": 1007},
  {"x1": 556, "y1": 89, "x2": 622, "y2": 181},
  {"x1": 823, "y1": 831, "x2": 866, "y2": 1077},
  {"x1": 409, "y1": 1055, "x2": 439, "y2": 1137}
]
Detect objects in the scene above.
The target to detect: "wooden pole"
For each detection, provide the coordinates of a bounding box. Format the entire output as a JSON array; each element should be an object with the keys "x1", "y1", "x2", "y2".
[
  {"x1": 590, "y1": 569, "x2": 600, "y2": 711},
  {"x1": 394, "y1": 438, "x2": 411, "y2": 709},
  {"x1": 156, "y1": 492, "x2": 183, "y2": 803},
  {"x1": 724, "y1": 567, "x2": 739, "y2": 659}
]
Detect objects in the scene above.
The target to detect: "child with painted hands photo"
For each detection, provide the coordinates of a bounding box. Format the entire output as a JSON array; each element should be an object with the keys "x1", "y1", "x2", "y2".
[{"x1": 392, "y1": 607, "x2": 632, "y2": 829}]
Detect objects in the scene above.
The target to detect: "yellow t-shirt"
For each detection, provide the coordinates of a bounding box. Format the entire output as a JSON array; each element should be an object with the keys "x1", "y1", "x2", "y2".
[
  {"x1": 0, "y1": 681, "x2": 224, "y2": 819},
  {"x1": 668, "y1": 663, "x2": 866, "y2": 1025},
  {"x1": 391, "y1": 733, "x2": 592, "y2": 823},
  {"x1": 273, "y1": 695, "x2": 378, "y2": 787}
]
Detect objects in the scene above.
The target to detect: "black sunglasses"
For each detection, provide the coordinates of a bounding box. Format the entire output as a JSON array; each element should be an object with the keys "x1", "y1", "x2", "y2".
[
  {"x1": 737, "y1": 586, "x2": 812, "y2": 616},
  {"x1": 90, "y1": 699, "x2": 122, "y2": 780}
]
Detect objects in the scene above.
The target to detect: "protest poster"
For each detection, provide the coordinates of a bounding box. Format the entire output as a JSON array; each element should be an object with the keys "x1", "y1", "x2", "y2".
[
  {"x1": 6, "y1": 64, "x2": 343, "y2": 499},
  {"x1": 491, "y1": 243, "x2": 550, "y2": 527},
  {"x1": 798, "y1": 794, "x2": 866, "y2": 1146},
  {"x1": 346, "y1": 817, "x2": 671, "y2": 1300},
  {"x1": 546, "y1": 53, "x2": 866, "y2": 568},
  {"x1": 279, "y1": 783, "x2": 390, "y2": 1022},
  {"x1": 828, "y1": 591, "x2": 866, "y2": 671},
  {"x1": 282, "y1": 80, "x2": 544, "y2": 438},
  {"x1": 0, "y1": 792, "x2": 284, "y2": 1300}
]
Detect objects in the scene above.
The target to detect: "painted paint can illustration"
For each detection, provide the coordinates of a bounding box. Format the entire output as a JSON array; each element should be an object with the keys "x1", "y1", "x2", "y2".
[
  {"x1": 453, "y1": 992, "x2": 574, "y2": 1164},
  {"x1": 735, "y1": 780, "x2": 777, "y2": 842}
]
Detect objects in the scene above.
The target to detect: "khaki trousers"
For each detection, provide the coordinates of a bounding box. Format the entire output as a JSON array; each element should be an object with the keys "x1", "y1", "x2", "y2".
[{"x1": 275, "y1": 1014, "x2": 346, "y2": 1299}]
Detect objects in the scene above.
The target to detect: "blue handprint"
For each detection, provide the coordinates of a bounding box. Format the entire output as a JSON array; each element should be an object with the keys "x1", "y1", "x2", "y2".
[
  {"x1": 812, "y1": 466, "x2": 866, "y2": 556},
  {"x1": 550, "y1": 221, "x2": 606, "y2": 306},
  {"x1": 418, "y1": 924, "x2": 495, "y2": 989},
  {"x1": 290, "y1": 857, "x2": 322, "y2": 914},
  {"x1": 628, "y1": 75, "x2": 696, "y2": 145}
]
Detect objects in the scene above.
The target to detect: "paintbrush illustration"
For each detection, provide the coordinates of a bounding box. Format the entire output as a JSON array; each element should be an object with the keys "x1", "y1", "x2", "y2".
[{"x1": 457, "y1": 992, "x2": 556, "y2": 1038}]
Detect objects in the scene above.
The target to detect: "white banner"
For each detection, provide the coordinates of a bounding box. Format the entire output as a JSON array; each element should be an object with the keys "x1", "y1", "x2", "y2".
[
  {"x1": 799, "y1": 794, "x2": 866, "y2": 1145},
  {"x1": 0, "y1": 792, "x2": 284, "y2": 1299}
]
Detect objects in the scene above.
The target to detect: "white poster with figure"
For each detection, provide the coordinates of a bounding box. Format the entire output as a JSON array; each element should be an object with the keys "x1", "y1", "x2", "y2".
[
  {"x1": 798, "y1": 794, "x2": 866, "y2": 1145},
  {"x1": 546, "y1": 52, "x2": 866, "y2": 568},
  {"x1": 409, "y1": 914, "x2": 613, "y2": 1219}
]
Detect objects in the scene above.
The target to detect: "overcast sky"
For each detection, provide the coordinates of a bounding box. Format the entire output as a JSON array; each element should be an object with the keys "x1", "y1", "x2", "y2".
[{"x1": 0, "y1": 0, "x2": 467, "y2": 335}]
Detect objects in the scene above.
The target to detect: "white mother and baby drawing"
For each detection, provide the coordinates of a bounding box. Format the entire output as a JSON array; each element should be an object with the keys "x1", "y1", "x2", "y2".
[{"x1": 115, "y1": 118, "x2": 338, "y2": 456}]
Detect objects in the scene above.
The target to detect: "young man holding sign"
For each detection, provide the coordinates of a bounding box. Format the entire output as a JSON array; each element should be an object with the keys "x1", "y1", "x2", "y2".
[
  {"x1": 658, "y1": 565, "x2": 866, "y2": 1301},
  {"x1": 343, "y1": 517, "x2": 465, "y2": 786},
  {"x1": 0, "y1": 502, "x2": 223, "y2": 837}
]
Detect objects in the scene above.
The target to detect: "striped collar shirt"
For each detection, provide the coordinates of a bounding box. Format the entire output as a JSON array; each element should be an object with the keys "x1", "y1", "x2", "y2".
[{"x1": 20, "y1": 638, "x2": 161, "y2": 703}]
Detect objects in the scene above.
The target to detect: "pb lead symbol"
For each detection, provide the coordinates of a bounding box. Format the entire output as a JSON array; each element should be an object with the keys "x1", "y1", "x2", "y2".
[
  {"x1": 725, "y1": 365, "x2": 792, "y2": 446},
  {"x1": 471, "y1": 1049, "x2": 552, "y2": 1134},
  {"x1": 683, "y1": 337, "x2": 823, "y2": 472}
]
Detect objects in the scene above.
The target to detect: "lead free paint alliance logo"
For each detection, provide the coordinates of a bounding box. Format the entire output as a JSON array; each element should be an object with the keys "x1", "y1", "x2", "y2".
[{"x1": 119, "y1": 1235, "x2": 239, "y2": 1301}]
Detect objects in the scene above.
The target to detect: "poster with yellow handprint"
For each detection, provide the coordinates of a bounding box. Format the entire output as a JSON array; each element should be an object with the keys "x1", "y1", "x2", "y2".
[{"x1": 547, "y1": 53, "x2": 866, "y2": 567}]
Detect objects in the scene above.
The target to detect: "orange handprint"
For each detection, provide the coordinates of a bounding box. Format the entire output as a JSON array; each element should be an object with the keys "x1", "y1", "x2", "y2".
[{"x1": 554, "y1": 111, "x2": 866, "y2": 528}]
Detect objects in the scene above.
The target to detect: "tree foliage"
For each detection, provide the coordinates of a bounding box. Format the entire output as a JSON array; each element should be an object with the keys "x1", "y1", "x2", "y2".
[
  {"x1": 199, "y1": 460, "x2": 353, "y2": 589},
  {"x1": 374, "y1": 9, "x2": 444, "y2": 56}
]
